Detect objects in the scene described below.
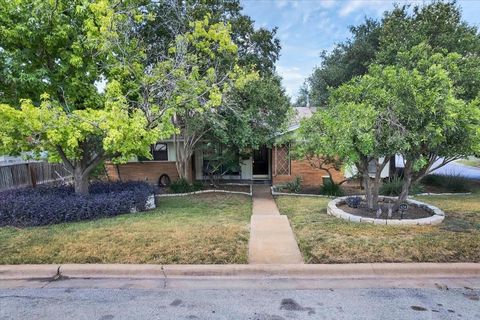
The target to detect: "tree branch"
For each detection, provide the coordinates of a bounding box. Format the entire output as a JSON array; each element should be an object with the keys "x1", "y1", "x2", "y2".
[{"x1": 56, "y1": 146, "x2": 74, "y2": 171}]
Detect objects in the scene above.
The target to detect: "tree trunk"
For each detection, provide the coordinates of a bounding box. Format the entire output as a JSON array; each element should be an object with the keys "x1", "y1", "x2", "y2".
[
  {"x1": 371, "y1": 175, "x2": 380, "y2": 211},
  {"x1": 371, "y1": 158, "x2": 389, "y2": 211},
  {"x1": 74, "y1": 167, "x2": 89, "y2": 195},
  {"x1": 183, "y1": 155, "x2": 193, "y2": 182},
  {"x1": 358, "y1": 159, "x2": 374, "y2": 210},
  {"x1": 395, "y1": 160, "x2": 412, "y2": 210}
]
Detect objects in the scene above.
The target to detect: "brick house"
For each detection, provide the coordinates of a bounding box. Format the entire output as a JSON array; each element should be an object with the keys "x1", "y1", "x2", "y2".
[{"x1": 105, "y1": 108, "x2": 388, "y2": 187}]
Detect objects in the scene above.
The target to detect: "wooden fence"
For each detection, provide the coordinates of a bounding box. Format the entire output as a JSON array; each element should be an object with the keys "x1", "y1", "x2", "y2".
[{"x1": 0, "y1": 162, "x2": 72, "y2": 191}]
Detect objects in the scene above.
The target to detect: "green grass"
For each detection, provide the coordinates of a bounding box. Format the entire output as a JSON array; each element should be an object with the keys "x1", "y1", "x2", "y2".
[
  {"x1": 0, "y1": 194, "x2": 252, "y2": 264},
  {"x1": 276, "y1": 193, "x2": 480, "y2": 264}
]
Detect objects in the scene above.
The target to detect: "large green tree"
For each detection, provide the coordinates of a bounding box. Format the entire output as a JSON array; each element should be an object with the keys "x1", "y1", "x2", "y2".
[
  {"x1": 297, "y1": 18, "x2": 381, "y2": 107},
  {"x1": 0, "y1": 0, "x2": 175, "y2": 194},
  {"x1": 0, "y1": 0, "x2": 110, "y2": 109},
  {"x1": 138, "y1": 0, "x2": 281, "y2": 75},
  {"x1": 378, "y1": 1, "x2": 480, "y2": 101},
  {"x1": 0, "y1": 0, "x2": 254, "y2": 191},
  {"x1": 298, "y1": 44, "x2": 480, "y2": 210},
  {"x1": 0, "y1": 85, "x2": 166, "y2": 194},
  {"x1": 128, "y1": 0, "x2": 290, "y2": 179},
  {"x1": 387, "y1": 44, "x2": 480, "y2": 205},
  {"x1": 300, "y1": 1, "x2": 480, "y2": 107},
  {"x1": 298, "y1": 65, "x2": 405, "y2": 210}
]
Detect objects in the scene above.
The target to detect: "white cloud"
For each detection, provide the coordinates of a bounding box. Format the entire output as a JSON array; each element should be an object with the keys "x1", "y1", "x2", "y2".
[
  {"x1": 339, "y1": 0, "x2": 369, "y2": 17},
  {"x1": 339, "y1": 0, "x2": 425, "y2": 17},
  {"x1": 319, "y1": 0, "x2": 338, "y2": 9},
  {"x1": 277, "y1": 65, "x2": 308, "y2": 98},
  {"x1": 275, "y1": 0, "x2": 289, "y2": 9}
]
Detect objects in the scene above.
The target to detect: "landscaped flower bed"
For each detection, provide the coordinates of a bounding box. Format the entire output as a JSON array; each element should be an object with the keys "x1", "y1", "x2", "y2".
[
  {"x1": 0, "y1": 181, "x2": 154, "y2": 227},
  {"x1": 327, "y1": 196, "x2": 445, "y2": 226}
]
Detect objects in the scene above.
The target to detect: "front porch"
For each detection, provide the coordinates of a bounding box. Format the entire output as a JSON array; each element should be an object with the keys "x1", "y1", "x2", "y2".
[{"x1": 194, "y1": 145, "x2": 273, "y2": 183}]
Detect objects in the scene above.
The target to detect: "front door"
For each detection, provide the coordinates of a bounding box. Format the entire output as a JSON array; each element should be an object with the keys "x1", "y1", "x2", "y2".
[{"x1": 252, "y1": 146, "x2": 269, "y2": 179}]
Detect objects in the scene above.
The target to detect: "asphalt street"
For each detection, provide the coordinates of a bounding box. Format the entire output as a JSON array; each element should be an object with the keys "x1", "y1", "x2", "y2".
[{"x1": 1, "y1": 278, "x2": 479, "y2": 319}]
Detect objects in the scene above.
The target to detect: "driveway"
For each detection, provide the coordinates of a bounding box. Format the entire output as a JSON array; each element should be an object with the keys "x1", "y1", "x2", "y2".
[
  {"x1": 395, "y1": 156, "x2": 480, "y2": 179},
  {"x1": 433, "y1": 161, "x2": 480, "y2": 179}
]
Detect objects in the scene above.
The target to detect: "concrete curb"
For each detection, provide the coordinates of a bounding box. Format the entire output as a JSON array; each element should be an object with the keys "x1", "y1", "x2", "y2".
[{"x1": 0, "y1": 263, "x2": 478, "y2": 280}]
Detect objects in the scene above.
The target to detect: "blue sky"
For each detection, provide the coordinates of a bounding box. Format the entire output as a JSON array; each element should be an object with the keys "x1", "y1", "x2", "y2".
[{"x1": 241, "y1": 0, "x2": 480, "y2": 99}]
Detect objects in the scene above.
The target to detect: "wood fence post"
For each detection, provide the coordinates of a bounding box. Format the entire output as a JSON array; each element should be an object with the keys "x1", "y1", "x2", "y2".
[{"x1": 28, "y1": 163, "x2": 37, "y2": 187}]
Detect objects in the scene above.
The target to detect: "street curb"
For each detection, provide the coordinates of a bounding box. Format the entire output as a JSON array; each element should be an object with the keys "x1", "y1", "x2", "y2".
[{"x1": 0, "y1": 263, "x2": 478, "y2": 280}]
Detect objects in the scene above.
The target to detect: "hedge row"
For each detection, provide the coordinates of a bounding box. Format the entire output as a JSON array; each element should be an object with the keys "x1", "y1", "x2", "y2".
[{"x1": 0, "y1": 181, "x2": 154, "y2": 227}]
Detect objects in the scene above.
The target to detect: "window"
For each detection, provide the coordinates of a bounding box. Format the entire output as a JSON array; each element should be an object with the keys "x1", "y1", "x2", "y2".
[
  {"x1": 202, "y1": 147, "x2": 240, "y2": 176},
  {"x1": 138, "y1": 143, "x2": 168, "y2": 161},
  {"x1": 274, "y1": 144, "x2": 291, "y2": 176},
  {"x1": 152, "y1": 143, "x2": 168, "y2": 161}
]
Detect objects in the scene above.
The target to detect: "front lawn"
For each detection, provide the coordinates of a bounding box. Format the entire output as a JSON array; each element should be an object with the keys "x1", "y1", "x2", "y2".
[
  {"x1": 0, "y1": 194, "x2": 251, "y2": 264},
  {"x1": 276, "y1": 193, "x2": 480, "y2": 263}
]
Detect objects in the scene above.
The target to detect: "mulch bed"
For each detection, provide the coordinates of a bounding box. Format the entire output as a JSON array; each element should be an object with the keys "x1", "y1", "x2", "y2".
[{"x1": 338, "y1": 199, "x2": 434, "y2": 220}]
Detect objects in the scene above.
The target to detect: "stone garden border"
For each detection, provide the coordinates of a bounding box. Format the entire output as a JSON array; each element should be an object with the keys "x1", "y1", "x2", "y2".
[
  {"x1": 271, "y1": 186, "x2": 336, "y2": 198},
  {"x1": 327, "y1": 196, "x2": 445, "y2": 226},
  {"x1": 156, "y1": 184, "x2": 253, "y2": 198}
]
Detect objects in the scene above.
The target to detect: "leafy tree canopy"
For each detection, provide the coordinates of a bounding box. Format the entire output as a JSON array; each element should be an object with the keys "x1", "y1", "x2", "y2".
[
  {"x1": 0, "y1": 0, "x2": 112, "y2": 109},
  {"x1": 299, "y1": 0, "x2": 480, "y2": 107},
  {"x1": 0, "y1": 0, "x2": 259, "y2": 192},
  {"x1": 138, "y1": 0, "x2": 281, "y2": 75},
  {"x1": 298, "y1": 43, "x2": 480, "y2": 209}
]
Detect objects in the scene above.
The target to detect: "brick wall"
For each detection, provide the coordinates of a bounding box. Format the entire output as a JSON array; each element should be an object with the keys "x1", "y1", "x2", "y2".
[
  {"x1": 272, "y1": 145, "x2": 345, "y2": 187},
  {"x1": 105, "y1": 162, "x2": 180, "y2": 185}
]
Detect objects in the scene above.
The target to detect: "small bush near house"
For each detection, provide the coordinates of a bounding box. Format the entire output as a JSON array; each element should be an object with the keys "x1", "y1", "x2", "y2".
[
  {"x1": 319, "y1": 181, "x2": 344, "y2": 196},
  {"x1": 379, "y1": 176, "x2": 424, "y2": 196},
  {"x1": 285, "y1": 176, "x2": 302, "y2": 193},
  {"x1": 169, "y1": 178, "x2": 203, "y2": 193},
  {"x1": 192, "y1": 180, "x2": 204, "y2": 191},
  {"x1": 421, "y1": 173, "x2": 472, "y2": 193},
  {"x1": 0, "y1": 181, "x2": 153, "y2": 227}
]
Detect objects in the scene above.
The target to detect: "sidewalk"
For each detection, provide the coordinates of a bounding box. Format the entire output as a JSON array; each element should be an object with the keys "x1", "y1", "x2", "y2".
[{"x1": 248, "y1": 185, "x2": 303, "y2": 264}]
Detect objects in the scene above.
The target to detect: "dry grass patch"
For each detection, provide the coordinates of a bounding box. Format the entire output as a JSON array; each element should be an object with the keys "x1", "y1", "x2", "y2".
[
  {"x1": 276, "y1": 193, "x2": 480, "y2": 263},
  {"x1": 0, "y1": 193, "x2": 251, "y2": 264}
]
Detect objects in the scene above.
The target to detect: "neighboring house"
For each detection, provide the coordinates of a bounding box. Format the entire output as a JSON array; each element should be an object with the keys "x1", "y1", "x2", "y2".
[
  {"x1": 105, "y1": 107, "x2": 387, "y2": 187},
  {"x1": 0, "y1": 155, "x2": 25, "y2": 166}
]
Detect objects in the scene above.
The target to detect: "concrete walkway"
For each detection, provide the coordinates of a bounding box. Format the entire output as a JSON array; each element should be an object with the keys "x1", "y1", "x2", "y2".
[{"x1": 248, "y1": 185, "x2": 303, "y2": 264}]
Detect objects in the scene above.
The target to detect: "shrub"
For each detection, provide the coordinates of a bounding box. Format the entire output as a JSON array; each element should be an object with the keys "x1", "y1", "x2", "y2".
[
  {"x1": 285, "y1": 176, "x2": 302, "y2": 193},
  {"x1": 169, "y1": 178, "x2": 193, "y2": 193},
  {"x1": 192, "y1": 180, "x2": 204, "y2": 191},
  {"x1": 379, "y1": 176, "x2": 424, "y2": 196},
  {"x1": 319, "y1": 181, "x2": 344, "y2": 196},
  {"x1": 0, "y1": 181, "x2": 154, "y2": 227},
  {"x1": 346, "y1": 196, "x2": 361, "y2": 208},
  {"x1": 421, "y1": 173, "x2": 472, "y2": 192}
]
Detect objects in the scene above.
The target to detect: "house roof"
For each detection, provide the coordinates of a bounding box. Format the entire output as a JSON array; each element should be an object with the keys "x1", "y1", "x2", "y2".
[{"x1": 276, "y1": 107, "x2": 316, "y2": 137}]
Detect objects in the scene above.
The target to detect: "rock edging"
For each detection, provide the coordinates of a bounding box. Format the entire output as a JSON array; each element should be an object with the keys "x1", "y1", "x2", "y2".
[
  {"x1": 156, "y1": 186, "x2": 253, "y2": 198},
  {"x1": 327, "y1": 196, "x2": 445, "y2": 226}
]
